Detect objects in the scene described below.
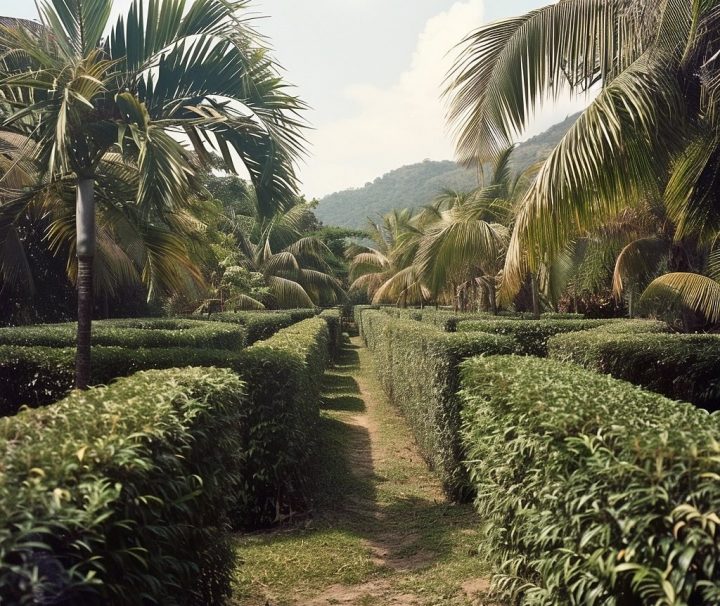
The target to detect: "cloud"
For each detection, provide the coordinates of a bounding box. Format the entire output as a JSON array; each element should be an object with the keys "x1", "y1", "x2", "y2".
[
  {"x1": 301, "y1": 0, "x2": 591, "y2": 199},
  {"x1": 303, "y1": 0, "x2": 485, "y2": 198}
]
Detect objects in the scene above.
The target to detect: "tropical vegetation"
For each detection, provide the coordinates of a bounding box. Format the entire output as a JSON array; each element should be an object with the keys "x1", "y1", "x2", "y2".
[{"x1": 0, "y1": 0, "x2": 307, "y2": 386}]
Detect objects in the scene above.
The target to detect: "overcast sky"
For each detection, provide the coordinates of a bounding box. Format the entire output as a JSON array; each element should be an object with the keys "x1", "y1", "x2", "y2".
[{"x1": 4, "y1": 0, "x2": 588, "y2": 198}]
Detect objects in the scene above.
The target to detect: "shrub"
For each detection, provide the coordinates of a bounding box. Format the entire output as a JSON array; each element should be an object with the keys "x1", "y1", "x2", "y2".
[
  {"x1": 286, "y1": 308, "x2": 319, "y2": 323},
  {"x1": 352, "y1": 305, "x2": 379, "y2": 336},
  {"x1": 548, "y1": 330, "x2": 720, "y2": 410},
  {"x1": 0, "y1": 319, "x2": 331, "y2": 525},
  {"x1": 319, "y1": 308, "x2": 343, "y2": 360},
  {"x1": 456, "y1": 318, "x2": 611, "y2": 355},
  {"x1": 460, "y1": 355, "x2": 720, "y2": 605},
  {"x1": 358, "y1": 309, "x2": 513, "y2": 497},
  {"x1": 0, "y1": 345, "x2": 236, "y2": 415},
  {"x1": 236, "y1": 317, "x2": 329, "y2": 523},
  {"x1": 198, "y1": 311, "x2": 294, "y2": 344},
  {"x1": 0, "y1": 367, "x2": 246, "y2": 605},
  {"x1": 0, "y1": 318, "x2": 246, "y2": 350}
]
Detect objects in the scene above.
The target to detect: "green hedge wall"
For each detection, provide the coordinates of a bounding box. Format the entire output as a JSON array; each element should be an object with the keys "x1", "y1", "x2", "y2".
[
  {"x1": 319, "y1": 308, "x2": 343, "y2": 361},
  {"x1": 197, "y1": 311, "x2": 294, "y2": 344},
  {"x1": 0, "y1": 345, "x2": 235, "y2": 414},
  {"x1": 548, "y1": 331, "x2": 720, "y2": 410},
  {"x1": 358, "y1": 309, "x2": 513, "y2": 498},
  {"x1": 460, "y1": 355, "x2": 720, "y2": 605},
  {"x1": 0, "y1": 367, "x2": 246, "y2": 605},
  {"x1": 236, "y1": 317, "x2": 329, "y2": 523},
  {"x1": 456, "y1": 318, "x2": 612, "y2": 356},
  {"x1": 0, "y1": 319, "x2": 331, "y2": 525},
  {"x1": 0, "y1": 318, "x2": 246, "y2": 350}
]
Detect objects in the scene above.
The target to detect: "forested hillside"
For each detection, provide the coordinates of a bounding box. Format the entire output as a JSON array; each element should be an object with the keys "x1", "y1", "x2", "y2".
[{"x1": 315, "y1": 112, "x2": 580, "y2": 227}]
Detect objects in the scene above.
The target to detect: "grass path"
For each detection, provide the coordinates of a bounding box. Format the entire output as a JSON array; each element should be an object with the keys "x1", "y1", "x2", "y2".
[{"x1": 231, "y1": 336, "x2": 491, "y2": 605}]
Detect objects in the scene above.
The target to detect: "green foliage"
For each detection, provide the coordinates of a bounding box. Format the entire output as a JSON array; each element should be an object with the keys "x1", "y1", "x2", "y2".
[
  {"x1": 0, "y1": 367, "x2": 246, "y2": 604},
  {"x1": 198, "y1": 311, "x2": 295, "y2": 344},
  {"x1": 237, "y1": 317, "x2": 329, "y2": 522},
  {"x1": 0, "y1": 318, "x2": 330, "y2": 526},
  {"x1": 548, "y1": 330, "x2": 720, "y2": 411},
  {"x1": 460, "y1": 355, "x2": 720, "y2": 605},
  {"x1": 357, "y1": 309, "x2": 513, "y2": 497},
  {"x1": 319, "y1": 308, "x2": 343, "y2": 361},
  {"x1": 456, "y1": 318, "x2": 612, "y2": 356},
  {"x1": 0, "y1": 318, "x2": 246, "y2": 349},
  {"x1": 0, "y1": 345, "x2": 235, "y2": 415}
]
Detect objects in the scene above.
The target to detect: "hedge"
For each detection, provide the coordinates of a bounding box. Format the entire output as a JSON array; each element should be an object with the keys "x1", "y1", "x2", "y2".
[
  {"x1": 196, "y1": 311, "x2": 294, "y2": 344},
  {"x1": 0, "y1": 319, "x2": 330, "y2": 526},
  {"x1": 460, "y1": 355, "x2": 720, "y2": 605},
  {"x1": 456, "y1": 318, "x2": 612, "y2": 356},
  {"x1": 358, "y1": 309, "x2": 513, "y2": 497},
  {"x1": 0, "y1": 367, "x2": 246, "y2": 605},
  {"x1": 0, "y1": 345, "x2": 235, "y2": 415},
  {"x1": 319, "y1": 308, "x2": 343, "y2": 361},
  {"x1": 548, "y1": 330, "x2": 720, "y2": 410},
  {"x1": 0, "y1": 318, "x2": 246, "y2": 350}
]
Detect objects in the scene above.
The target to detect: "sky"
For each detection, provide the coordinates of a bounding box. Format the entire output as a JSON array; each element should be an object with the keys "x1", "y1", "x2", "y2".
[{"x1": 3, "y1": 0, "x2": 589, "y2": 198}]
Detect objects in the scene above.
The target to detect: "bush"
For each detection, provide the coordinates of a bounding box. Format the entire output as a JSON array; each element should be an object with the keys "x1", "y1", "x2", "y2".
[
  {"x1": 319, "y1": 308, "x2": 343, "y2": 361},
  {"x1": 460, "y1": 355, "x2": 720, "y2": 605},
  {"x1": 0, "y1": 319, "x2": 331, "y2": 525},
  {"x1": 456, "y1": 318, "x2": 611, "y2": 356},
  {"x1": 548, "y1": 330, "x2": 720, "y2": 410},
  {"x1": 0, "y1": 367, "x2": 246, "y2": 605},
  {"x1": 358, "y1": 309, "x2": 514, "y2": 497},
  {"x1": 198, "y1": 311, "x2": 294, "y2": 344},
  {"x1": 0, "y1": 345, "x2": 236, "y2": 415},
  {"x1": 0, "y1": 318, "x2": 246, "y2": 350},
  {"x1": 236, "y1": 317, "x2": 329, "y2": 523},
  {"x1": 352, "y1": 305, "x2": 379, "y2": 336}
]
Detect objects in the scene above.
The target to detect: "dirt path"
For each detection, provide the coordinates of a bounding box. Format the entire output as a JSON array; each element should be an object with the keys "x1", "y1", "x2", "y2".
[{"x1": 232, "y1": 337, "x2": 492, "y2": 606}]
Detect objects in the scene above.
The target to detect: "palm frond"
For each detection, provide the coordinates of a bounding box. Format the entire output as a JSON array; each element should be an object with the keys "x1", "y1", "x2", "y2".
[
  {"x1": 640, "y1": 272, "x2": 720, "y2": 323},
  {"x1": 612, "y1": 237, "x2": 670, "y2": 296}
]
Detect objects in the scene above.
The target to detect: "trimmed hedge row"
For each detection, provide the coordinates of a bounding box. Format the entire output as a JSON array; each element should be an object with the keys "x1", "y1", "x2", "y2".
[
  {"x1": 0, "y1": 318, "x2": 246, "y2": 350},
  {"x1": 456, "y1": 318, "x2": 612, "y2": 356},
  {"x1": 236, "y1": 317, "x2": 329, "y2": 522},
  {"x1": 197, "y1": 311, "x2": 294, "y2": 344},
  {"x1": 548, "y1": 330, "x2": 720, "y2": 410},
  {"x1": 0, "y1": 319, "x2": 330, "y2": 525},
  {"x1": 0, "y1": 345, "x2": 234, "y2": 415},
  {"x1": 199, "y1": 309, "x2": 318, "y2": 344},
  {"x1": 381, "y1": 308, "x2": 588, "y2": 332},
  {"x1": 358, "y1": 309, "x2": 513, "y2": 497},
  {"x1": 0, "y1": 367, "x2": 246, "y2": 605},
  {"x1": 460, "y1": 355, "x2": 720, "y2": 605},
  {"x1": 319, "y1": 308, "x2": 343, "y2": 361}
]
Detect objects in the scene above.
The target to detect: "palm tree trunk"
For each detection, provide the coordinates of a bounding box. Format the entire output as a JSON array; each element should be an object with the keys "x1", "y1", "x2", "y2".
[
  {"x1": 75, "y1": 178, "x2": 95, "y2": 390},
  {"x1": 488, "y1": 277, "x2": 498, "y2": 315},
  {"x1": 628, "y1": 288, "x2": 634, "y2": 319},
  {"x1": 530, "y1": 272, "x2": 540, "y2": 320}
]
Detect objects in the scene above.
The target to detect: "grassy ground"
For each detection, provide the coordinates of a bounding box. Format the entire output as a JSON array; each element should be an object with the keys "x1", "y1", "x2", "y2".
[{"x1": 231, "y1": 337, "x2": 491, "y2": 605}]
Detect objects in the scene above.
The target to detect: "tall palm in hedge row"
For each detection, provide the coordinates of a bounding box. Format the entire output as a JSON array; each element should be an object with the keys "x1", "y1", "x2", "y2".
[
  {"x1": 0, "y1": 0, "x2": 306, "y2": 387},
  {"x1": 446, "y1": 0, "x2": 720, "y2": 320}
]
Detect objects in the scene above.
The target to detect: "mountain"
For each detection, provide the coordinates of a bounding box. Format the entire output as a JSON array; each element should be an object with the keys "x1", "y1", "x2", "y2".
[{"x1": 314, "y1": 112, "x2": 581, "y2": 228}]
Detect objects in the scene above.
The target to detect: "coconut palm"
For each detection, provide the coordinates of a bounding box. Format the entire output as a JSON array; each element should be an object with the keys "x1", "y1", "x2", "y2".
[
  {"x1": 227, "y1": 201, "x2": 345, "y2": 308},
  {"x1": 446, "y1": 0, "x2": 720, "y2": 320},
  {"x1": 0, "y1": 0, "x2": 306, "y2": 387},
  {"x1": 348, "y1": 208, "x2": 428, "y2": 305},
  {"x1": 415, "y1": 149, "x2": 515, "y2": 313}
]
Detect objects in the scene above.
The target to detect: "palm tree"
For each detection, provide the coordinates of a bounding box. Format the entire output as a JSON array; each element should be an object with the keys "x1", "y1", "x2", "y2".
[
  {"x1": 348, "y1": 208, "x2": 427, "y2": 306},
  {"x1": 228, "y1": 200, "x2": 345, "y2": 308},
  {"x1": 445, "y1": 0, "x2": 720, "y2": 320},
  {"x1": 415, "y1": 149, "x2": 515, "y2": 313},
  {"x1": 0, "y1": 0, "x2": 306, "y2": 387}
]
